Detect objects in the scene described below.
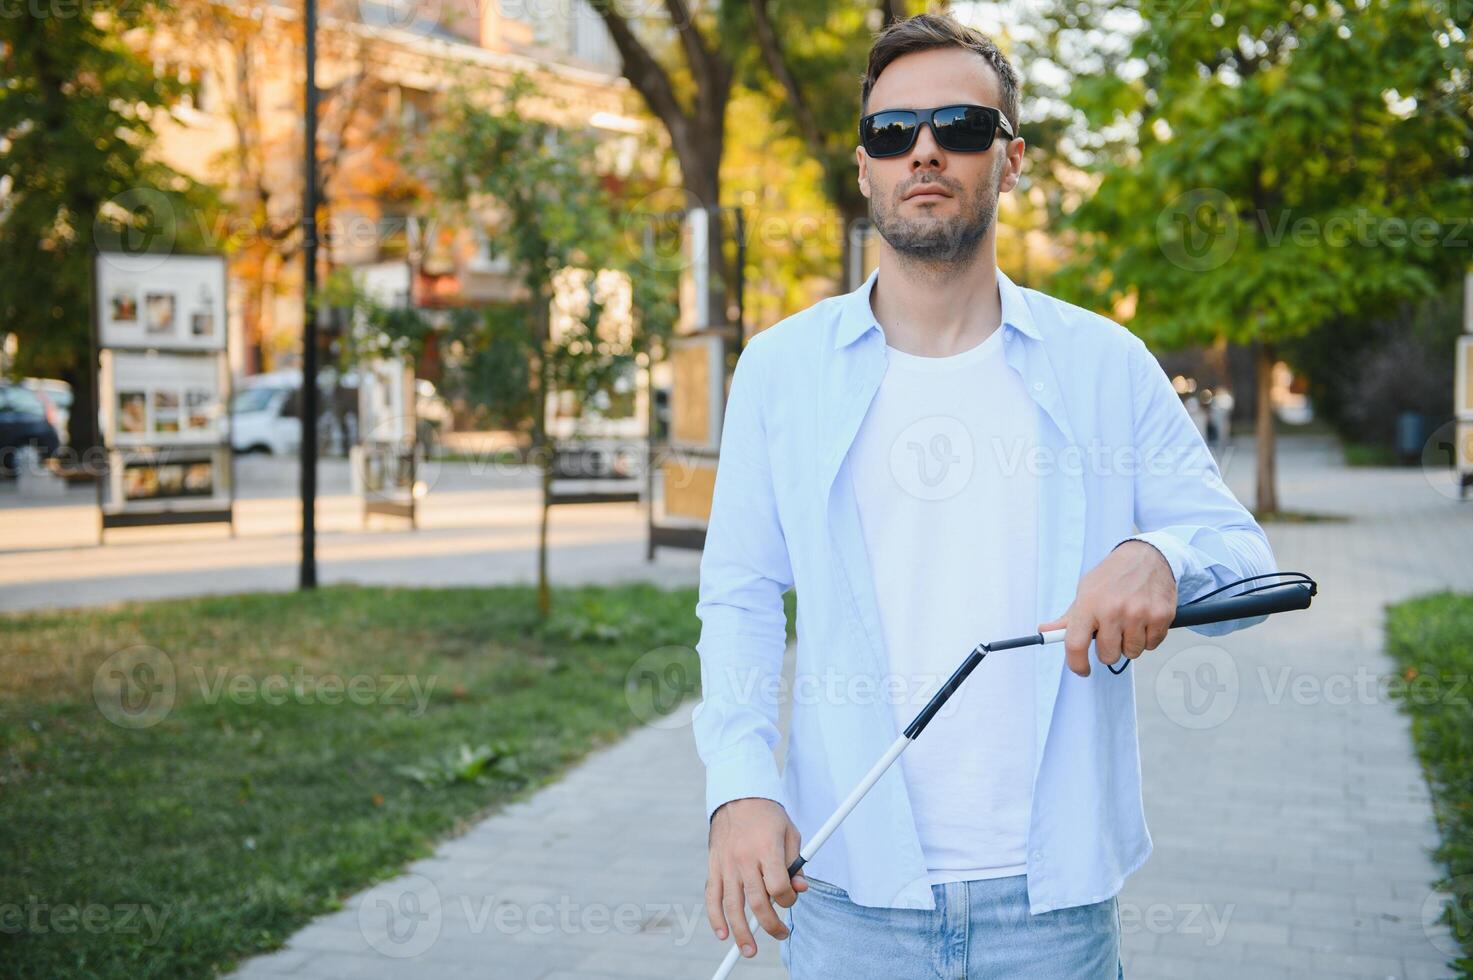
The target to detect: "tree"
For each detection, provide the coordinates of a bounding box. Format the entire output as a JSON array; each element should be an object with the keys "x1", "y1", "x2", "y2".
[
  {"x1": 743, "y1": 0, "x2": 911, "y2": 284},
  {"x1": 1046, "y1": 0, "x2": 1471, "y2": 514},
  {"x1": 592, "y1": 0, "x2": 741, "y2": 324},
  {"x1": 164, "y1": 0, "x2": 413, "y2": 377},
  {"x1": 410, "y1": 72, "x2": 676, "y2": 617},
  {"x1": 0, "y1": 0, "x2": 215, "y2": 464}
]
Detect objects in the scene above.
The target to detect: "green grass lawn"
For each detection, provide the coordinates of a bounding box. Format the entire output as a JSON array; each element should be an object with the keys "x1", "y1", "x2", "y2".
[
  {"x1": 1385, "y1": 591, "x2": 1473, "y2": 974},
  {"x1": 0, "y1": 583, "x2": 728, "y2": 979}
]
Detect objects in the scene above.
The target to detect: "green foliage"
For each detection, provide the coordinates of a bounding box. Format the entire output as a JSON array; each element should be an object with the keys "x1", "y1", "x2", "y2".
[
  {"x1": 360, "y1": 72, "x2": 677, "y2": 433},
  {"x1": 1385, "y1": 591, "x2": 1473, "y2": 974},
  {"x1": 1043, "y1": 0, "x2": 1471, "y2": 349},
  {"x1": 395, "y1": 741, "x2": 525, "y2": 789},
  {"x1": 0, "y1": 0, "x2": 218, "y2": 387}
]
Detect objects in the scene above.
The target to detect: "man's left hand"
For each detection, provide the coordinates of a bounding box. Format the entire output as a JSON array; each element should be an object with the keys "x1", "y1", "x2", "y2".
[{"x1": 1038, "y1": 541, "x2": 1178, "y2": 677}]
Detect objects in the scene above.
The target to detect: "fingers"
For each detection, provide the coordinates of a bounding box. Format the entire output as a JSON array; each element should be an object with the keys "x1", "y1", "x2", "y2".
[
  {"x1": 705, "y1": 869, "x2": 727, "y2": 942},
  {"x1": 1145, "y1": 613, "x2": 1170, "y2": 651},
  {"x1": 743, "y1": 862, "x2": 785, "y2": 948},
  {"x1": 722, "y1": 870, "x2": 758, "y2": 958},
  {"x1": 1064, "y1": 608, "x2": 1097, "y2": 677},
  {"x1": 1119, "y1": 617, "x2": 1147, "y2": 662}
]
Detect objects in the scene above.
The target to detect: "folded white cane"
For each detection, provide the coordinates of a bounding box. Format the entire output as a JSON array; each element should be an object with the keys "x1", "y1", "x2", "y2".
[{"x1": 708, "y1": 572, "x2": 1317, "y2": 979}]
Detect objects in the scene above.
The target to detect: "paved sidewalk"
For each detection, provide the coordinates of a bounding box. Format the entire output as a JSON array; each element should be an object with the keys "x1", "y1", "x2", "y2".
[{"x1": 184, "y1": 438, "x2": 1473, "y2": 977}]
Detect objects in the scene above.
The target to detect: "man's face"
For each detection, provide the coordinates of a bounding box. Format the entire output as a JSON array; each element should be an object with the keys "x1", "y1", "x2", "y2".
[{"x1": 857, "y1": 47, "x2": 1025, "y2": 264}]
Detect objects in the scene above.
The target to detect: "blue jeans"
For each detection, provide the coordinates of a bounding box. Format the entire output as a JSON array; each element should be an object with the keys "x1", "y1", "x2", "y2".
[{"x1": 780, "y1": 873, "x2": 1124, "y2": 980}]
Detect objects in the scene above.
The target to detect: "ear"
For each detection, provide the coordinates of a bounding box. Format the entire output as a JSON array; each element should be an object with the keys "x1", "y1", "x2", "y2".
[
  {"x1": 999, "y1": 137, "x2": 1026, "y2": 195},
  {"x1": 856, "y1": 145, "x2": 871, "y2": 200}
]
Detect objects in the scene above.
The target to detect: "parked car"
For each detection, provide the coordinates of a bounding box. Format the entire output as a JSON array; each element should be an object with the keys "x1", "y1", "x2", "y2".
[
  {"x1": 0, "y1": 383, "x2": 60, "y2": 478},
  {"x1": 230, "y1": 374, "x2": 303, "y2": 456},
  {"x1": 22, "y1": 378, "x2": 72, "y2": 445}
]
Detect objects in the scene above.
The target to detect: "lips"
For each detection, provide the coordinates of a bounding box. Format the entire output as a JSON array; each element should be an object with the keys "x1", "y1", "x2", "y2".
[{"x1": 904, "y1": 186, "x2": 951, "y2": 201}]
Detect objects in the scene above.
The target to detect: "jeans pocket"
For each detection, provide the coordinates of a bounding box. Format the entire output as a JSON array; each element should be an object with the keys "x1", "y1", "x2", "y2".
[{"x1": 800, "y1": 874, "x2": 849, "y2": 900}]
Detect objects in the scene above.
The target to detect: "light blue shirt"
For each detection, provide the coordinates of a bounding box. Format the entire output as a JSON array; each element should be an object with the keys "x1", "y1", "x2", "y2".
[{"x1": 691, "y1": 266, "x2": 1278, "y2": 914}]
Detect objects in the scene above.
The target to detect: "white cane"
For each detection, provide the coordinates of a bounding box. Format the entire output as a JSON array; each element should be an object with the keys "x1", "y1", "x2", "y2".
[{"x1": 709, "y1": 572, "x2": 1317, "y2": 979}]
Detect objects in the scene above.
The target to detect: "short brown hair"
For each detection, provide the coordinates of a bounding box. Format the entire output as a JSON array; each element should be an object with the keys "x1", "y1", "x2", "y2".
[{"x1": 860, "y1": 13, "x2": 1020, "y2": 136}]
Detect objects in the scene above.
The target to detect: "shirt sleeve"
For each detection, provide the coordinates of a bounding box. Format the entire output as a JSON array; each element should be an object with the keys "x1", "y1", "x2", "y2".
[
  {"x1": 1118, "y1": 335, "x2": 1280, "y2": 636},
  {"x1": 691, "y1": 337, "x2": 794, "y2": 823}
]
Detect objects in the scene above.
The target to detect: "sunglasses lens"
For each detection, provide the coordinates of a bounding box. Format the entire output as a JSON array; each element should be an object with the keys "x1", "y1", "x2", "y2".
[
  {"x1": 862, "y1": 111, "x2": 919, "y2": 157},
  {"x1": 932, "y1": 106, "x2": 996, "y2": 152}
]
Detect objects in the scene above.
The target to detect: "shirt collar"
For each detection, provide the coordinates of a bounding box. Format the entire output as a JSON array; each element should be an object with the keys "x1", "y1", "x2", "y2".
[{"x1": 832, "y1": 265, "x2": 1043, "y2": 349}]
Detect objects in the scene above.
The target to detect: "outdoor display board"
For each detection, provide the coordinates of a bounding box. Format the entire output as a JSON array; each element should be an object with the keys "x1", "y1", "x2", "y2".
[
  {"x1": 647, "y1": 207, "x2": 746, "y2": 556},
  {"x1": 93, "y1": 252, "x2": 233, "y2": 536},
  {"x1": 351, "y1": 356, "x2": 418, "y2": 526},
  {"x1": 97, "y1": 254, "x2": 227, "y2": 353},
  {"x1": 346, "y1": 263, "x2": 419, "y2": 527}
]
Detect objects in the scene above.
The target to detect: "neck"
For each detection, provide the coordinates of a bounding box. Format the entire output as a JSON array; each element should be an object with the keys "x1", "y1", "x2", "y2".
[{"x1": 869, "y1": 237, "x2": 1003, "y2": 357}]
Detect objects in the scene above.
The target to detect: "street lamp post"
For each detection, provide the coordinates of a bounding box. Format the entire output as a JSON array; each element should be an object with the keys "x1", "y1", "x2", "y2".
[{"x1": 300, "y1": 0, "x2": 319, "y2": 589}]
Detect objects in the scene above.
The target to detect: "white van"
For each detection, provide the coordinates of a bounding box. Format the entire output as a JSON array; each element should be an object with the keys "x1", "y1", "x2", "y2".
[{"x1": 230, "y1": 375, "x2": 303, "y2": 456}]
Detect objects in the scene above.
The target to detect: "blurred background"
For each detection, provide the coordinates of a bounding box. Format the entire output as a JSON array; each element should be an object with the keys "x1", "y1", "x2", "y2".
[{"x1": 1, "y1": 0, "x2": 1471, "y2": 978}]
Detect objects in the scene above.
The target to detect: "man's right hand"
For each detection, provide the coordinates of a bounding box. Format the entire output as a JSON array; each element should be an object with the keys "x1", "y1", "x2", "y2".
[{"x1": 706, "y1": 796, "x2": 808, "y2": 958}]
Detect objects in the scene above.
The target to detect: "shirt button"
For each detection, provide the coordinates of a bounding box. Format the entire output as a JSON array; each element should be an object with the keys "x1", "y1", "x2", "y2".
[
  {"x1": 1033, "y1": 382, "x2": 1044, "y2": 391},
  {"x1": 1032, "y1": 850, "x2": 1044, "y2": 861}
]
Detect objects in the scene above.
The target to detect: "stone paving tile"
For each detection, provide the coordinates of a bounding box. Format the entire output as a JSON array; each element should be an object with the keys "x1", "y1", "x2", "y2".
[{"x1": 221, "y1": 436, "x2": 1472, "y2": 979}]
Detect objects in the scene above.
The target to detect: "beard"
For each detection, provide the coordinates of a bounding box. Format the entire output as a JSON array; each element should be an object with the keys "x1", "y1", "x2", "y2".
[{"x1": 870, "y1": 157, "x2": 1003, "y2": 266}]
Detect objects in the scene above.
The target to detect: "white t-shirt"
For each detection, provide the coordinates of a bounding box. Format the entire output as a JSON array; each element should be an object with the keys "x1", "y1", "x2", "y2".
[{"x1": 848, "y1": 323, "x2": 1040, "y2": 886}]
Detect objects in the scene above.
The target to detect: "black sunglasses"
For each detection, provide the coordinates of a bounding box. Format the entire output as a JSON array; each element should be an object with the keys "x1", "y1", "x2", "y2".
[{"x1": 858, "y1": 104, "x2": 1015, "y2": 158}]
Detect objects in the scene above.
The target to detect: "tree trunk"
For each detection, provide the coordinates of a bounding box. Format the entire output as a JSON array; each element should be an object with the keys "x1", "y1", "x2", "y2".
[
  {"x1": 1254, "y1": 339, "x2": 1279, "y2": 516},
  {"x1": 531, "y1": 292, "x2": 552, "y2": 620},
  {"x1": 61, "y1": 359, "x2": 102, "y2": 481}
]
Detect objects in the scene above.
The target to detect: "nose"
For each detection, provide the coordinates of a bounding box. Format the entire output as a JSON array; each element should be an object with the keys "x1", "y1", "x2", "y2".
[{"x1": 909, "y1": 119, "x2": 946, "y2": 172}]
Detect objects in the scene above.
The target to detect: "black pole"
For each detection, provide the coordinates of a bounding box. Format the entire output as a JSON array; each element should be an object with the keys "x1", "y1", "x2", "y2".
[{"x1": 299, "y1": 0, "x2": 319, "y2": 589}]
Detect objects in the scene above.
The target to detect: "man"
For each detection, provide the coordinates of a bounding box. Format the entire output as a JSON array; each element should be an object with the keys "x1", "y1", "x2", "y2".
[{"x1": 694, "y1": 13, "x2": 1276, "y2": 978}]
